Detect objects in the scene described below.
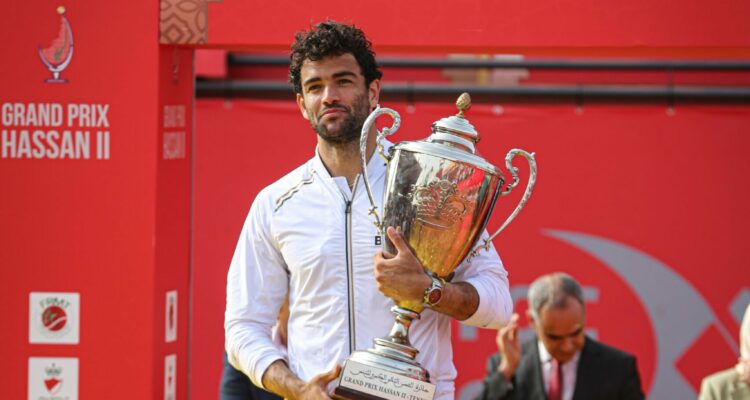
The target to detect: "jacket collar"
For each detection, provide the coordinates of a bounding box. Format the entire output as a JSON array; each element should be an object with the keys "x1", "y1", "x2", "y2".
[{"x1": 311, "y1": 140, "x2": 391, "y2": 182}]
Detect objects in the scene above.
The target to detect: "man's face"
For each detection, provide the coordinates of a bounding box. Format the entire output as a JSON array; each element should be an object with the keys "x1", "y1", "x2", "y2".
[
  {"x1": 529, "y1": 297, "x2": 586, "y2": 364},
  {"x1": 296, "y1": 53, "x2": 379, "y2": 145}
]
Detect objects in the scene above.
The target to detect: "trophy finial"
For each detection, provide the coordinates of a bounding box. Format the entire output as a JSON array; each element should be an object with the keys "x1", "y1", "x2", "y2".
[
  {"x1": 57, "y1": 6, "x2": 66, "y2": 14},
  {"x1": 456, "y1": 93, "x2": 472, "y2": 117}
]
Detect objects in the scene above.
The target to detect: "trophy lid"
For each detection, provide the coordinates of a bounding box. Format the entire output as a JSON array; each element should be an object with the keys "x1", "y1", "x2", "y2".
[
  {"x1": 429, "y1": 93, "x2": 480, "y2": 153},
  {"x1": 393, "y1": 92, "x2": 501, "y2": 176}
]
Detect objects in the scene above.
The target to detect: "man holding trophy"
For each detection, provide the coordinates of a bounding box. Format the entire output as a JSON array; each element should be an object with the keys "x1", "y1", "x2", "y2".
[{"x1": 225, "y1": 21, "x2": 533, "y2": 400}]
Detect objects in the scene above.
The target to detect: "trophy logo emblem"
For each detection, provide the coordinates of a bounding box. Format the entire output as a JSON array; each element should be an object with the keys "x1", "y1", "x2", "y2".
[
  {"x1": 410, "y1": 180, "x2": 470, "y2": 230},
  {"x1": 39, "y1": 6, "x2": 74, "y2": 83}
]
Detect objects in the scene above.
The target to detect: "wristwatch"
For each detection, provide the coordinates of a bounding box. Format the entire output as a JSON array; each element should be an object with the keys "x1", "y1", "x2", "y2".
[{"x1": 423, "y1": 275, "x2": 446, "y2": 307}]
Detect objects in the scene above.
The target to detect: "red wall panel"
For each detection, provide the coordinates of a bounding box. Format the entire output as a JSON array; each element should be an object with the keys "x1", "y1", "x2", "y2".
[
  {"x1": 1, "y1": 2, "x2": 192, "y2": 399},
  {"x1": 204, "y1": 0, "x2": 750, "y2": 54}
]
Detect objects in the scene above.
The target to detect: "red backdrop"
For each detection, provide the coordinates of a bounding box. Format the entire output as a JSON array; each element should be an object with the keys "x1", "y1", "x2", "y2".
[
  {"x1": 204, "y1": 0, "x2": 750, "y2": 55},
  {"x1": 193, "y1": 98, "x2": 750, "y2": 399},
  {"x1": 3, "y1": 1, "x2": 749, "y2": 399}
]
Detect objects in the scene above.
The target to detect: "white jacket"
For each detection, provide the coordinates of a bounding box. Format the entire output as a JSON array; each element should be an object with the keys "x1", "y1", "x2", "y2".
[{"x1": 225, "y1": 145, "x2": 513, "y2": 399}]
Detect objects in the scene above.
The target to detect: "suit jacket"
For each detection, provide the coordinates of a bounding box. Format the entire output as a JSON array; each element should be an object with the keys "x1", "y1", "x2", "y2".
[
  {"x1": 699, "y1": 368, "x2": 750, "y2": 400},
  {"x1": 476, "y1": 337, "x2": 645, "y2": 400}
]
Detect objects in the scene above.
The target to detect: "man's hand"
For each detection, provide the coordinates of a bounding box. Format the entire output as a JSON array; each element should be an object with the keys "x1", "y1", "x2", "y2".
[
  {"x1": 262, "y1": 360, "x2": 341, "y2": 400},
  {"x1": 297, "y1": 364, "x2": 341, "y2": 400},
  {"x1": 373, "y1": 226, "x2": 431, "y2": 303},
  {"x1": 496, "y1": 313, "x2": 521, "y2": 380},
  {"x1": 373, "y1": 226, "x2": 480, "y2": 320}
]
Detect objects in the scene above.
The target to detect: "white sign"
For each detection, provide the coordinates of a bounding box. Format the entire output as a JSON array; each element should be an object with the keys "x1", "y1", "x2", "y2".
[
  {"x1": 29, "y1": 292, "x2": 80, "y2": 344},
  {"x1": 164, "y1": 354, "x2": 176, "y2": 400},
  {"x1": 165, "y1": 290, "x2": 177, "y2": 343},
  {"x1": 28, "y1": 357, "x2": 79, "y2": 400},
  {"x1": 338, "y1": 359, "x2": 436, "y2": 400}
]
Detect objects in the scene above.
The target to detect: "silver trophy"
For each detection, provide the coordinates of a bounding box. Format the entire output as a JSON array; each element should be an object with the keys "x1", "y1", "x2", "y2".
[{"x1": 333, "y1": 93, "x2": 537, "y2": 400}]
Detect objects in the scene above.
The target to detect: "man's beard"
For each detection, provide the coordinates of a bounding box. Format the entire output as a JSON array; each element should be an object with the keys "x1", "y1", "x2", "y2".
[{"x1": 310, "y1": 93, "x2": 370, "y2": 145}]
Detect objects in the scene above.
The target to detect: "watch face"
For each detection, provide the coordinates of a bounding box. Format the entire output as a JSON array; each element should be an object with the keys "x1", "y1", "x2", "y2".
[{"x1": 427, "y1": 288, "x2": 442, "y2": 305}]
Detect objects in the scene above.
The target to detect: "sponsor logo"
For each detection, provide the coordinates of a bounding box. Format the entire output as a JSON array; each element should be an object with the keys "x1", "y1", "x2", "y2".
[
  {"x1": 29, "y1": 292, "x2": 80, "y2": 344},
  {"x1": 39, "y1": 6, "x2": 74, "y2": 83},
  {"x1": 28, "y1": 357, "x2": 79, "y2": 400},
  {"x1": 165, "y1": 290, "x2": 177, "y2": 343},
  {"x1": 44, "y1": 363, "x2": 63, "y2": 394},
  {"x1": 42, "y1": 305, "x2": 68, "y2": 333},
  {"x1": 165, "y1": 354, "x2": 176, "y2": 400}
]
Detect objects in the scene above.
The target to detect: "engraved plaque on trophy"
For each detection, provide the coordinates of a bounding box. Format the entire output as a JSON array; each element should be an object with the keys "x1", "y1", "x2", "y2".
[{"x1": 333, "y1": 93, "x2": 537, "y2": 400}]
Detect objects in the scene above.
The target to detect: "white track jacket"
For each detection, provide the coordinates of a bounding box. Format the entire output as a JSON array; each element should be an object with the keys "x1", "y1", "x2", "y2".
[{"x1": 225, "y1": 145, "x2": 513, "y2": 399}]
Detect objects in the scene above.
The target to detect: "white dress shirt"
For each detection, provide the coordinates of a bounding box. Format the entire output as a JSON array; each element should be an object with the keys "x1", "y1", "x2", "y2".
[
  {"x1": 225, "y1": 144, "x2": 513, "y2": 399},
  {"x1": 538, "y1": 340, "x2": 581, "y2": 400}
]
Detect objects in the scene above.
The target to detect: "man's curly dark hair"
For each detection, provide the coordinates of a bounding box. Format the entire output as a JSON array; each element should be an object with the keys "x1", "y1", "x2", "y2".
[{"x1": 289, "y1": 21, "x2": 383, "y2": 95}]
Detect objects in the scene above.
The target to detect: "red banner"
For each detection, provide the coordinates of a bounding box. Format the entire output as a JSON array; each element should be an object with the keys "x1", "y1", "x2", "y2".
[{"x1": 1, "y1": 3, "x2": 193, "y2": 399}]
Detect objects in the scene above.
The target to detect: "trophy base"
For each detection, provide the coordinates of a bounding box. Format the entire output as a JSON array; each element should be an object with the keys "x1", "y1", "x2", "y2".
[
  {"x1": 333, "y1": 306, "x2": 435, "y2": 399},
  {"x1": 333, "y1": 359, "x2": 436, "y2": 400}
]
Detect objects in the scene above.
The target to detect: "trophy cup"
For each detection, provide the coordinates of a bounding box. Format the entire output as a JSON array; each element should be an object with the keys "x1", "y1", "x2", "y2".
[{"x1": 333, "y1": 93, "x2": 537, "y2": 400}]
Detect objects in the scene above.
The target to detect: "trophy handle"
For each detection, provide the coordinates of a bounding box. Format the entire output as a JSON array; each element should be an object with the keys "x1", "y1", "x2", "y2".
[
  {"x1": 469, "y1": 149, "x2": 537, "y2": 259},
  {"x1": 359, "y1": 105, "x2": 400, "y2": 233}
]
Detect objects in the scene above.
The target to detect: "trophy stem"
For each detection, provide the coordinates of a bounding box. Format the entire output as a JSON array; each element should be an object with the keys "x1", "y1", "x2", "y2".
[
  {"x1": 386, "y1": 306, "x2": 419, "y2": 347},
  {"x1": 370, "y1": 306, "x2": 421, "y2": 363}
]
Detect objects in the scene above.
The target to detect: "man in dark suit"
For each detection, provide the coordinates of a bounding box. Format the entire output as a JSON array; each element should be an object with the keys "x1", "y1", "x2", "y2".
[{"x1": 476, "y1": 273, "x2": 645, "y2": 400}]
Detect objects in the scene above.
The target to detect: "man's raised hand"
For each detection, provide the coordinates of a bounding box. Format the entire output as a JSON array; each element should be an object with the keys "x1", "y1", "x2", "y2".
[{"x1": 496, "y1": 313, "x2": 521, "y2": 380}]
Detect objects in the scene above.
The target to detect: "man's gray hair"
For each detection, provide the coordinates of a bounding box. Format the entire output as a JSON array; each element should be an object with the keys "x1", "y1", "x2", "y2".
[{"x1": 527, "y1": 272, "x2": 585, "y2": 321}]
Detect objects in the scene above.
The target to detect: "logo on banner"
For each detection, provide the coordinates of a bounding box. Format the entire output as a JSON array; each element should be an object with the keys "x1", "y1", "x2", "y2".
[
  {"x1": 29, "y1": 292, "x2": 80, "y2": 344},
  {"x1": 44, "y1": 363, "x2": 63, "y2": 394},
  {"x1": 165, "y1": 290, "x2": 177, "y2": 342},
  {"x1": 165, "y1": 354, "x2": 176, "y2": 400},
  {"x1": 29, "y1": 357, "x2": 79, "y2": 400},
  {"x1": 39, "y1": 6, "x2": 74, "y2": 83}
]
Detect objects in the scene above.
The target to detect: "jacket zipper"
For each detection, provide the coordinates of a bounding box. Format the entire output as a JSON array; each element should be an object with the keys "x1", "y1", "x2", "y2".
[
  {"x1": 343, "y1": 174, "x2": 360, "y2": 355},
  {"x1": 344, "y1": 199, "x2": 355, "y2": 354}
]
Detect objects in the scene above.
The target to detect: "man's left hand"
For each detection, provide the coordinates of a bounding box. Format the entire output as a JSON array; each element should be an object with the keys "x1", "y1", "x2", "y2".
[{"x1": 373, "y1": 226, "x2": 431, "y2": 303}]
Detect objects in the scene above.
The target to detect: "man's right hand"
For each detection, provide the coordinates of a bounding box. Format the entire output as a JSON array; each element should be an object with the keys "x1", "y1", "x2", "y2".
[
  {"x1": 296, "y1": 364, "x2": 341, "y2": 400},
  {"x1": 496, "y1": 313, "x2": 521, "y2": 381}
]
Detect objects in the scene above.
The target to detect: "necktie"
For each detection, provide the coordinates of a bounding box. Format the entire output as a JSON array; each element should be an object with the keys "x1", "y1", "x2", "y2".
[{"x1": 548, "y1": 358, "x2": 563, "y2": 400}]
